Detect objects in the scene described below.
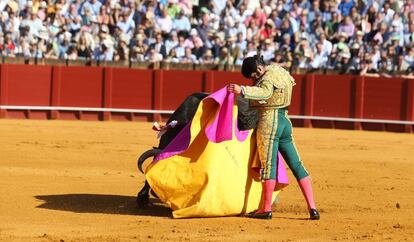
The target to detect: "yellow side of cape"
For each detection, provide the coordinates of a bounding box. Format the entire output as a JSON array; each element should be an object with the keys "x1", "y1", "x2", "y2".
[{"x1": 145, "y1": 98, "x2": 279, "y2": 218}]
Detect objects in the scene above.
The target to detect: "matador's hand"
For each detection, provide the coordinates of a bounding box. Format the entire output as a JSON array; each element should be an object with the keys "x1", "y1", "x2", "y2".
[{"x1": 227, "y1": 84, "x2": 242, "y2": 95}]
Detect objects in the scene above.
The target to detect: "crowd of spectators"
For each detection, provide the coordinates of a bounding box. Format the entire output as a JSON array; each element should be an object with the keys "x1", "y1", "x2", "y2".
[{"x1": 0, "y1": 0, "x2": 413, "y2": 76}]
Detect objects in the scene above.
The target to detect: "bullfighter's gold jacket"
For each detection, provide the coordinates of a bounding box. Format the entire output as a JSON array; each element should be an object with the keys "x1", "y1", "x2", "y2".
[
  {"x1": 241, "y1": 64, "x2": 296, "y2": 172},
  {"x1": 241, "y1": 64, "x2": 295, "y2": 109}
]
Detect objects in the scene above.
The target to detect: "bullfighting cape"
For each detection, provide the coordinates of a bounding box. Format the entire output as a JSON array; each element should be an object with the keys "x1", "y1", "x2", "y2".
[{"x1": 145, "y1": 87, "x2": 288, "y2": 218}]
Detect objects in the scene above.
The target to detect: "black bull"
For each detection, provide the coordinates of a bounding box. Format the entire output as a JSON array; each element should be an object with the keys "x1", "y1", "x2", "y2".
[{"x1": 136, "y1": 92, "x2": 258, "y2": 207}]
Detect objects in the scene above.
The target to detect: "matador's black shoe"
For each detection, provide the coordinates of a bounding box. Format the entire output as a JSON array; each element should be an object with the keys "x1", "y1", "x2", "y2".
[
  {"x1": 309, "y1": 209, "x2": 320, "y2": 220},
  {"x1": 246, "y1": 211, "x2": 272, "y2": 220}
]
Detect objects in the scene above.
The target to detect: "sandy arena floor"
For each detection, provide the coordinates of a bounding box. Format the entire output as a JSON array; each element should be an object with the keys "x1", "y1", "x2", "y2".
[{"x1": 0, "y1": 119, "x2": 413, "y2": 241}]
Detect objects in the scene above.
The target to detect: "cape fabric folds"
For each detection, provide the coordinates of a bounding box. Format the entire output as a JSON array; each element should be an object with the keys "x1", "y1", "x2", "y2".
[{"x1": 145, "y1": 87, "x2": 289, "y2": 218}]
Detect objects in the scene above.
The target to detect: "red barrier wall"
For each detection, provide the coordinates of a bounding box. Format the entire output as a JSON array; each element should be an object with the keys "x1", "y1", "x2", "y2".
[
  {"x1": 290, "y1": 74, "x2": 306, "y2": 127},
  {"x1": 161, "y1": 70, "x2": 205, "y2": 110},
  {"x1": 0, "y1": 64, "x2": 413, "y2": 133},
  {"x1": 4, "y1": 64, "x2": 53, "y2": 119},
  {"x1": 107, "y1": 68, "x2": 154, "y2": 121}
]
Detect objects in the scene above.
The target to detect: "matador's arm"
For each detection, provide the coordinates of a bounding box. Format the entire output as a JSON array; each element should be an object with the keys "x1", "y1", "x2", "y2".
[{"x1": 241, "y1": 78, "x2": 274, "y2": 100}]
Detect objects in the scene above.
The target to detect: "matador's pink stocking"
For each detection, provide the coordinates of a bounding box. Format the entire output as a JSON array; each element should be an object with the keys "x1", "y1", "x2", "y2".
[
  {"x1": 257, "y1": 179, "x2": 276, "y2": 213},
  {"x1": 298, "y1": 176, "x2": 316, "y2": 210}
]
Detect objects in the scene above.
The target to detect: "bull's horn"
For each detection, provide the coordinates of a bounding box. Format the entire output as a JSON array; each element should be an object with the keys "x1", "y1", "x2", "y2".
[{"x1": 137, "y1": 148, "x2": 162, "y2": 173}]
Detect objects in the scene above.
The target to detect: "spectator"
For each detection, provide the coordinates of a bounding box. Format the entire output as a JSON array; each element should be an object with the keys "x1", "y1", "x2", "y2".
[
  {"x1": 67, "y1": 45, "x2": 78, "y2": 60},
  {"x1": 166, "y1": 0, "x2": 181, "y2": 19},
  {"x1": 117, "y1": 11, "x2": 135, "y2": 38},
  {"x1": 196, "y1": 11, "x2": 211, "y2": 48},
  {"x1": 373, "y1": 23, "x2": 390, "y2": 45},
  {"x1": 235, "y1": 32, "x2": 247, "y2": 53},
  {"x1": 244, "y1": 7, "x2": 266, "y2": 28},
  {"x1": 324, "y1": 10, "x2": 341, "y2": 38},
  {"x1": 349, "y1": 30, "x2": 364, "y2": 49},
  {"x1": 165, "y1": 48, "x2": 180, "y2": 63},
  {"x1": 173, "y1": 35, "x2": 186, "y2": 58},
  {"x1": 172, "y1": 10, "x2": 191, "y2": 33},
  {"x1": 58, "y1": 32, "x2": 71, "y2": 59},
  {"x1": 403, "y1": 47, "x2": 414, "y2": 69},
  {"x1": 268, "y1": 8, "x2": 282, "y2": 29},
  {"x1": 180, "y1": 47, "x2": 198, "y2": 64},
  {"x1": 310, "y1": 42, "x2": 328, "y2": 70},
  {"x1": 336, "y1": 52, "x2": 352, "y2": 74},
  {"x1": 349, "y1": 7, "x2": 360, "y2": 24},
  {"x1": 382, "y1": 2, "x2": 395, "y2": 24},
  {"x1": 261, "y1": 38, "x2": 275, "y2": 62},
  {"x1": 404, "y1": 23, "x2": 414, "y2": 46},
  {"x1": 115, "y1": 37, "x2": 129, "y2": 61},
  {"x1": 165, "y1": 31, "x2": 178, "y2": 55},
  {"x1": 97, "y1": 4, "x2": 110, "y2": 25},
  {"x1": 371, "y1": 43, "x2": 382, "y2": 70},
  {"x1": 270, "y1": 50, "x2": 292, "y2": 69},
  {"x1": 77, "y1": 34, "x2": 92, "y2": 60},
  {"x1": 82, "y1": 0, "x2": 102, "y2": 17},
  {"x1": 332, "y1": 32, "x2": 350, "y2": 54},
  {"x1": 326, "y1": 50, "x2": 339, "y2": 70},
  {"x1": 259, "y1": 19, "x2": 275, "y2": 40},
  {"x1": 233, "y1": 16, "x2": 247, "y2": 39},
  {"x1": 0, "y1": 0, "x2": 412, "y2": 76},
  {"x1": 280, "y1": 33, "x2": 294, "y2": 53},
  {"x1": 338, "y1": 0, "x2": 354, "y2": 17},
  {"x1": 396, "y1": 52, "x2": 411, "y2": 73},
  {"x1": 348, "y1": 43, "x2": 363, "y2": 74},
  {"x1": 156, "y1": 9, "x2": 173, "y2": 34},
  {"x1": 217, "y1": 47, "x2": 234, "y2": 65},
  {"x1": 3, "y1": 34, "x2": 16, "y2": 57},
  {"x1": 131, "y1": 34, "x2": 147, "y2": 62},
  {"x1": 338, "y1": 16, "x2": 356, "y2": 39},
  {"x1": 244, "y1": 41, "x2": 257, "y2": 57},
  {"x1": 184, "y1": 28, "x2": 201, "y2": 49},
  {"x1": 21, "y1": 10, "x2": 43, "y2": 39},
  {"x1": 145, "y1": 47, "x2": 163, "y2": 62},
  {"x1": 308, "y1": 0, "x2": 321, "y2": 24},
  {"x1": 319, "y1": 32, "x2": 333, "y2": 56},
  {"x1": 149, "y1": 32, "x2": 167, "y2": 59}
]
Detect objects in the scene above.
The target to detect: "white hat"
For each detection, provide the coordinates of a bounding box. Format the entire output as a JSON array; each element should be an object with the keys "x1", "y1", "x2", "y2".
[
  {"x1": 339, "y1": 32, "x2": 348, "y2": 38},
  {"x1": 7, "y1": 1, "x2": 18, "y2": 12},
  {"x1": 119, "y1": 34, "x2": 129, "y2": 45},
  {"x1": 90, "y1": 15, "x2": 98, "y2": 23},
  {"x1": 101, "y1": 25, "x2": 109, "y2": 33},
  {"x1": 64, "y1": 31, "x2": 72, "y2": 40},
  {"x1": 40, "y1": 1, "x2": 47, "y2": 8},
  {"x1": 300, "y1": 32, "x2": 308, "y2": 39},
  {"x1": 135, "y1": 33, "x2": 144, "y2": 41},
  {"x1": 102, "y1": 39, "x2": 113, "y2": 48},
  {"x1": 36, "y1": 27, "x2": 49, "y2": 40},
  {"x1": 266, "y1": 19, "x2": 275, "y2": 27},
  {"x1": 234, "y1": 15, "x2": 241, "y2": 23},
  {"x1": 205, "y1": 50, "x2": 213, "y2": 56},
  {"x1": 340, "y1": 52, "x2": 351, "y2": 58},
  {"x1": 190, "y1": 28, "x2": 198, "y2": 36}
]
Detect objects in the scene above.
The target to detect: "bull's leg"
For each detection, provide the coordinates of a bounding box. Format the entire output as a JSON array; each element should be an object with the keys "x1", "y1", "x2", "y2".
[{"x1": 136, "y1": 180, "x2": 151, "y2": 208}]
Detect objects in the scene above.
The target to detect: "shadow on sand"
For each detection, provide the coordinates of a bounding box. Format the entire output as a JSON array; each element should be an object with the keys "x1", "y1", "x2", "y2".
[
  {"x1": 272, "y1": 216, "x2": 310, "y2": 221},
  {"x1": 34, "y1": 194, "x2": 171, "y2": 217}
]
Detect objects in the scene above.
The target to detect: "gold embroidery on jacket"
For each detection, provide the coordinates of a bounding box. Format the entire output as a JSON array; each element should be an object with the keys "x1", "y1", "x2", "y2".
[{"x1": 243, "y1": 64, "x2": 295, "y2": 109}]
